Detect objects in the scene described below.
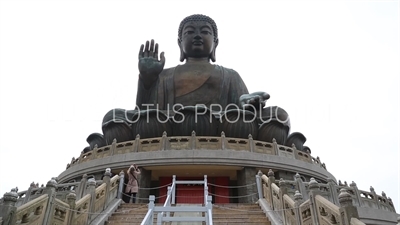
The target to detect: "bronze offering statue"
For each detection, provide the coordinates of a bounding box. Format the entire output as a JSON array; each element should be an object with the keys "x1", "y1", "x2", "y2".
[{"x1": 92, "y1": 14, "x2": 298, "y2": 149}]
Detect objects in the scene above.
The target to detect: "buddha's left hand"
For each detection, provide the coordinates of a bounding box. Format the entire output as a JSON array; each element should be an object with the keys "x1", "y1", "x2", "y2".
[{"x1": 239, "y1": 91, "x2": 270, "y2": 110}]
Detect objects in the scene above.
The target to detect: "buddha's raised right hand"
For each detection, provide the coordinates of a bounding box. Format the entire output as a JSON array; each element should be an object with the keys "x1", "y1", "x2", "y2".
[{"x1": 138, "y1": 39, "x2": 165, "y2": 88}]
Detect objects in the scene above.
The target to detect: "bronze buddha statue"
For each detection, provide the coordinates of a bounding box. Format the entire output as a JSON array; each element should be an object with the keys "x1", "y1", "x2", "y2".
[
  {"x1": 136, "y1": 14, "x2": 268, "y2": 111},
  {"x1": 94, "y1": 14, "x2": 294, "y2": 149}
]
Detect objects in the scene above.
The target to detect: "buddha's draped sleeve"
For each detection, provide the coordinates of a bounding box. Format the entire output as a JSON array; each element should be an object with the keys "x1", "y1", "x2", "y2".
[
  {"x1": 135, "y1": 75, "x2": 157, "y2": 110},
  {"x1": 219, "y1": 66, "x2": 249, "y2": 108},
  {"x1": 135, "y1": 68, "x2": 175, "y2": 110}
]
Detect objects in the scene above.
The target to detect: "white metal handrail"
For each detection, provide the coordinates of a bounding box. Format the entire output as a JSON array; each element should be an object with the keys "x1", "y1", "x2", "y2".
[{"x1": 140, "y1": 175, "x2": 213, "y2": 225}]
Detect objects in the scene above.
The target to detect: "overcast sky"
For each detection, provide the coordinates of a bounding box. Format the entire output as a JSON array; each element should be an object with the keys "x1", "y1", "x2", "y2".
[{"x1": 0, "y1": 0, "x2": 399, "y2": 210}]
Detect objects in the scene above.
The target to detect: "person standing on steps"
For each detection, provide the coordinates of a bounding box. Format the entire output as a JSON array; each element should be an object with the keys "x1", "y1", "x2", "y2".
[{"x1": 123, "y1": 164, "x2": 141, "y2": 203}]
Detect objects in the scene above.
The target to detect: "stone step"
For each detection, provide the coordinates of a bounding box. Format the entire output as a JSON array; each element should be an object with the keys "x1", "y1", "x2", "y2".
[
  {"x1": 213, "y1": 217, "x2": 270, "y2": 221},
  {"x1": 106, "y1": 222, "x2": 166, "y2": 225},
  {"x1": 214, "y1": 206, "x2": 263, "y2": 209},
  {"x1": 116, "y1": 203, "x2": 150, "y2": 208},
  {"x1": 212, "y1": 213, "x2": 266, "y2": 218},
  {"x1": 107, "y1": 222, "x2": 269, "y2": 225},
  {"x1": 107, "y1": 215, "x2": 149, "y2": 221},
  {"x1": 213, "y1": 221, "x2": 271, "y2": 225},
  {"x1": 211, "y1": 204, "x2": 270, "y2": 225},
  {"x1": 106, "y1": 203, "x2": 270, "y2": 225},
  {"x1": 200, "y1": 211, "x2": 265, "y2": 214}
]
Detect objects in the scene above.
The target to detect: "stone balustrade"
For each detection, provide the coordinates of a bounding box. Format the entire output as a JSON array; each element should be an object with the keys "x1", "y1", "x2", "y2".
[
  {"x1": 315, "y1": 195, "x2": 341, "y2": 224},
  {"x1": 282, "y1": 194, "x2": 298, "y2": 224},
  {"x1": 2, "y1": 168, "x2": 398, "y2": 225},
  {"x1": 0, "y1": 169, "x2": 121, "y2": 225},
  {"x1": 15, "y1": 194, "x2": 48, "y2": 224},
  {"x1": 299, "y1": 199, "x2": 313, "y2": 224},
  {"x1": 66, "y1": 133, "x2": 324, "y2": 170},
  {"x1": 72, "y1": 193, "x2": 90, "y2": 224},
  {"x1": 257, "y1": 170, "x2": 399, "y2": 225}
]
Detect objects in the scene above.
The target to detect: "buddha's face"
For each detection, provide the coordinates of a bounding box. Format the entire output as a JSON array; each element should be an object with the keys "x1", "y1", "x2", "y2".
[{"x1": 180, "y1": 21, "x2": 216, "y2": 60}]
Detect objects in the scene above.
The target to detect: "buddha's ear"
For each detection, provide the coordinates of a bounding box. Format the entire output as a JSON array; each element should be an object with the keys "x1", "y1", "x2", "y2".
[
  {"x1": 210, "y1": 38, "x2": 219, "y2": 62},
  {"x1": 178, "y1": 38, "x2": 186, "y2": 62}
]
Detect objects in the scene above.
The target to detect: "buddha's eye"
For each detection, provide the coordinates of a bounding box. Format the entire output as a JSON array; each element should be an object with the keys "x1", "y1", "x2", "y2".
[
  {"x1": 201, "y1": 31, "x2": 211, "y2": 35},
  {"x1": 184, "y1": 30, "x2": 194, "y2": 35}
]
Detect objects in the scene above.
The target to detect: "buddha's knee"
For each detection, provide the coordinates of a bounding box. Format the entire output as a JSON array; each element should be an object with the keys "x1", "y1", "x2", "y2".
[
  {"x1": 257, "y1": 106, "x2": 290, "y2": 145},
  {"x1": 285, "y1": 132, "x2": 307, "y2": 152},
  {"x1": 102, "y1": 108, "x2": 136, "y2": 145},
  {"x1": 86, "y1": 133, "x2": 106, "y2": 151}
]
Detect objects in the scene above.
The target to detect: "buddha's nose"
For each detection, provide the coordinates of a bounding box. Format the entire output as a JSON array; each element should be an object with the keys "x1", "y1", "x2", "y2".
[{"x1": 194, "y1": 34, "x2": 202, "y2": 40}]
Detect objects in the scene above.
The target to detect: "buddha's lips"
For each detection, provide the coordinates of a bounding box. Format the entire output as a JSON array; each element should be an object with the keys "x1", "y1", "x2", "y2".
[{"x1": 192, "y1": 41, "x2": 203, "y2": 45}]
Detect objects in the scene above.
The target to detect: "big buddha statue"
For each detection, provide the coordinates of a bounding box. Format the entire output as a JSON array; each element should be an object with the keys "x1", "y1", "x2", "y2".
[{"x1": 88, "y1": 14, "x2": 297, "y2": 152}]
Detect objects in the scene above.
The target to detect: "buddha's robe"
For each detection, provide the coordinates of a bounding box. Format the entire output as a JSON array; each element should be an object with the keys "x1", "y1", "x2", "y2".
[{"x1": 135, "y1": 64, "x2": 249, "y2": 112}]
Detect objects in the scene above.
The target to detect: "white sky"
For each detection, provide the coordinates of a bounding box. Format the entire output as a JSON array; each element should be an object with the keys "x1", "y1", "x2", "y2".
[{"x1": 0, "y1": 0, "x2": 399, "y2": 210}]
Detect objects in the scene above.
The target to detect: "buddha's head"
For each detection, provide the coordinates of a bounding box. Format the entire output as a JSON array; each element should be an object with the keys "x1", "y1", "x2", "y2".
[{"x1": 178, "y1": 14, "x2": 219, "y2": 62}]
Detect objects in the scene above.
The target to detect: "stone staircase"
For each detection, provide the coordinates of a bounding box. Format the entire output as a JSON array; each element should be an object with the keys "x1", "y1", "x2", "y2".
[
  {"x1": 105, "y1": 203, "x2": 154, "y2": 225},
  {"x1": 212, "y1": 203, "x2": 271, "y2": 225},
  {"x1": 105, "y1": 203, "x2": 270, "y2": 225}
]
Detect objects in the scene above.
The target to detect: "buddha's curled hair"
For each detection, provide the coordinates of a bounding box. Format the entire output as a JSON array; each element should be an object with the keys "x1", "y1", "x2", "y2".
[{"x1": 178, "y1": 14, "x2": 218, "y2": 41}]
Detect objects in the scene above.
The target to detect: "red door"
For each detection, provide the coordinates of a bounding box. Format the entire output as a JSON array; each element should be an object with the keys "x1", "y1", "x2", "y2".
[
  {"x1": 211, "y1": 177, "x2": 230, "y2": 204},
  {"x1": 159, "y1": 177, "x2": 205, "y2": 204},
  {"x1": 158, "y1": 176, "x2": 230, "y2": 204},
  {"x1": 177, "y1": 183, "x2": 204, "y2": 204}
]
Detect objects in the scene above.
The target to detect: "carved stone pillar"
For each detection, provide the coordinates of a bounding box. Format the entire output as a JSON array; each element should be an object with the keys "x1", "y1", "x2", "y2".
[
  {"x1": 278, "y1": 178, "x2": 288, "y2": 220},
  {"x1": 22, "y1": 182, "x2": 37, "y2": 204},
  {"x1": 327, "y1": 178, "x2": 339, "y2": 205},
  {"x1": 369, "y1": 186, "x2": 381, "y2": 209},
  {"x1": 87, "y1": 178, "x2": 97, "y2": 222},
  {"x1": 0, "y1": 189, "x2": 18, "y2": 225},
  {"x1": 42, "y1": 178, "x2": 58, "y2": 225},
  {"x1": 66, "y1": 191, "x2": 76, "y2": 224},
  {"x1": 272, "y1": 138, "x2": 279, "y2": 155},
  {"x1": 76, "y1": 174, "x2": 88, "y2": 199},
  {"x1": 339, "y1": 188, "x2": 360, "y2": 225},
  {"x1": 294, "y1": 173, "x2": 308, "y2": 201},
  {"x1": 103, "y1": 168, "x2": 111, "y2": 207},
  {"x1": 307, "y1": 178, "x2": 320, "y2": 225},
  {"x1": 349, "y1": 181, "x2": 362, "y2": 207},
  {"x1": 266, "y1": 169, "x2": 275, "y2": 208},
  {"x1": 294, "y1": 190, "x2": 304, "y2": 224}
]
